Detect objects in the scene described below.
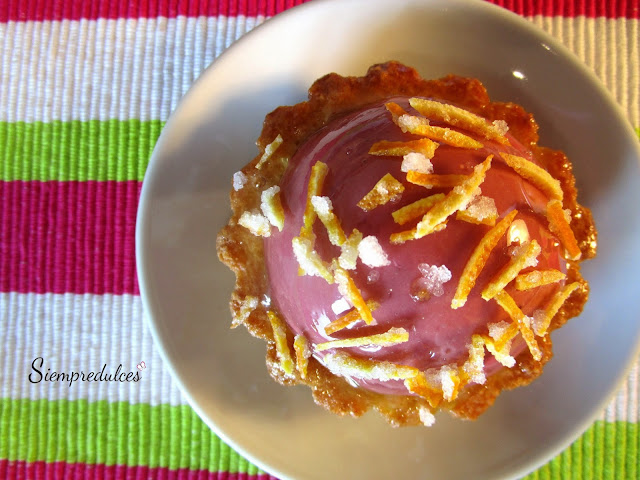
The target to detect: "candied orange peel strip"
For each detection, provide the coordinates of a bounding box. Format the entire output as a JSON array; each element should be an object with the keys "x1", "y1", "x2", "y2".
[
  {"x1": 324, "y1": 299, "x2": 380, "y2": 335},
  {"x1": 493, "y1": 291, "x2": 542, "y2": 361},
  {"x1": 409, "y1": 97, "x2": 510, "y2": 145},
  {"x1": 451, "y1": 210, "x2": 518, "y2": 309},
  {"x1": 357, "y1": 173, "x2": 405, "y2": 211},
  {"x1": 532, "y1": 282, "x2": 580, "y2": 336},
  {"x1": 481, "y1": 239, "x2": 541, "y2": 300},
  {"x1": 293, "y1": 334, "x2": 311, "y2": 379},
  {"x1": 238, "y1": 210, "x2": 272, "y2": 237},
  {"x1": 390, "y1": 222, "x2": 447, "y2": 245},
  {"x1": 301, "y1": 161, "x2": 329, "y2": 239},
  {"x1": 500, "y1": 153, "x2": 563, "y2": 202},
  {"x1": 315, "y1": 327, "x2": 409, "y2": 352},
  {"x1": 369, "y1": 138, "x2": 438, "y2": 158},
  {"x1": 404, "y1": 373, "x2": 442, "y2": 408},
  {"x1": 435, "y1": 365, "x2": 462, "y2": 402},
  {"x1": 291, "y1": 235, "x2": 334, "y2": 283},
  {"x1": 487, "y1": 320, "x2": 520, "y2": 353},
  {"x1": 390, "y1": 227, "x2": 418, "y2": 244},
  {"x1": 391, "y1": 193, "x2": 445, "y2": 225},
  {"x1": 515, "y1": 269, "x2": 566, "y2": 291},
  {"x1": 415, "y1": 155, "x2": 493, "y2": 239},
  {"x1": 385, "y1": 102, "x2": 409, "y2": 121},
  {"x1": 268, "y1": 310, "x2": 294, "y2": 375},
  {"x1": 260, "y1": 186, "x2": 285, "y2": 231},
  {"x1": 462, "y1": 334, "x2": 487, "y2": 384},
  {"x1": 333, "y1": 266, "x2": 374, "y2": 325},
  {"x1": 395, "y1": 114, "x2": 484, "y2": 149},
  {"x1": 482, "y1": 333, "x2": 516, "y2": 368},
  {"x1": 338, "y1": 228, "x2": 363, "y2": 270},
  {"x1": 456, "y1": 195, "x2": 498, "y2": 226},
  {"x1": 546, "y1": 199, "x2": 582, "y2": 261},
  {"x1": 255, "y1": 134, "x2": 284, "y2": 169},
  {"x1": 323, "y1": 351, "x2": 420, "y2": 382},
  {"x1": 456, "y1": 209, "x2": 497, "y2": 226},
  {"x1": 406, "y1": 171, "x2": 469, "y2": 189},
  {"x1": 311, "y1": 195, "x2": 346, "y2": 246}
]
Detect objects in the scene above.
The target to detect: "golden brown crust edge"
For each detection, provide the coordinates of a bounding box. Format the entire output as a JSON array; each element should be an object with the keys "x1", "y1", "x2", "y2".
[{"x1": 216, "y1": 61, "x2": 596, "y2": 426}]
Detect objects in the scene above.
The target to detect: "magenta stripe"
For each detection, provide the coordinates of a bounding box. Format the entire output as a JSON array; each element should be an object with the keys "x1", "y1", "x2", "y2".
[
  {"x1": 491, "y1": 0, "x2": 639, "y2": 17},
  {"x1": 0, "y1": 460, "x2": 281, "y2": 480},
  {"x1": 0, "y1": 0, "x2": 311, "y2": 22},
  {"x1": 0, "y1": 181, "x2": 139, "y2": 295},
  {"x1": 0, "y1": 0, "x2": 637, "y2": 21}
]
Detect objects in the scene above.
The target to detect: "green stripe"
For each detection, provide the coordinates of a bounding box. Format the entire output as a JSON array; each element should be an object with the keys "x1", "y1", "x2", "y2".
[
  {"x1": 0, "y1": 120, "x2": 163, "y2": 182},
  {"x1": 1, "y1": 397, "x2": 638, "y2": 477},
  {"x1": 0, "y1": 398, "x2": 261, "y2": 473},
  {"x1": 1, "y1": 121, "x2": 638, "y2": 182},
  {"x1": 523, "y1": 421, "x2": 638, "y2": 479}
]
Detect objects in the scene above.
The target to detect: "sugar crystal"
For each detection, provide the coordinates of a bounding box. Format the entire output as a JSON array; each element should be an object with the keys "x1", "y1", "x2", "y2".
[
  {"x1": 418, "y1": 406, "x2": 436, "y2": 427},
  {"x1": 465, "y1": 195, "x2": 497, "y2": 221},
  {"x1": 238, "y1": 210, "x2": 271, "y2": 237},
  {"x1": 358, "y1": 236, "x2": 391, "y2": 267},
  {"x1": 492, "y1": 119, "x2": 509, "y2": 136},
  {"x1": 397, "y1": 114, "x2": 430, "y2": 134},
  {"x1": 310, "y1": 195, "x2": 332, "y2": 216},
  {"x1": 233, "y1": 171, "x2": 247, "y2": 191},
  {"x1": 416, "y1": 264, "x2": 452, "y2": 297},
  {"x1": 401, "y1": 152, "x2": 434, "y2": 174}
]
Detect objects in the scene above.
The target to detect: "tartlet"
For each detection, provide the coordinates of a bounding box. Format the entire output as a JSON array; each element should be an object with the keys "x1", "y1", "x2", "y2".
[{"x1": 216, "y1": 62, "x2": 596, "y2": 426}]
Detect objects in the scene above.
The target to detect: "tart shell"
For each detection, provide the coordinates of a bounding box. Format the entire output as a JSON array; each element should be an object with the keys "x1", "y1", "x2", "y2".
[{"x1": 216, "y1": 61, "x2": 596, "y2": 426}]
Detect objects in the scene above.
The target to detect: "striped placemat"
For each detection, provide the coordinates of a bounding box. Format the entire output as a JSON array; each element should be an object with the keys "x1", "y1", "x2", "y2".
[{"x1": 0, "y1": 1, "x2": 638, "y2": 479}]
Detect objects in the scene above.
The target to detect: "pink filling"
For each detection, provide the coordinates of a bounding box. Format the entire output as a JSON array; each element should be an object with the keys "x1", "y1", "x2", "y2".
[{"x1": 263, "y1": 98, "x2": 565, "y2": 396}]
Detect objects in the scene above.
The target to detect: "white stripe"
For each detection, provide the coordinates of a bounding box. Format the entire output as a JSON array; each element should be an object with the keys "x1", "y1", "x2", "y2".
[
  {"x1": 0, "y1": 292, "x2": 187, "y2": 406},
  {"x1": 0, "y1": 16, "x2": 266, "y2": 123},
  {"x1": 530, "y1": 15, "x2": 640, "y2": 129},
  {"x1": 0, "y1": 16, "x2": 637, "y2": 126}
]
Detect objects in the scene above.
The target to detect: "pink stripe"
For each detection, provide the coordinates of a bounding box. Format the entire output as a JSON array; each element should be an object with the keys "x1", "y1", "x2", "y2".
[
  {"x1": 0, "y1": 0, "x2": 637, "y2": 21},
  {"x1": 0, "y1": 460, "x2": 281, "y2": 480},
  {"x1": 0, "y1": 181, "x2": 139, "y2": 295},
  {"x1": 491, "y1": 0, "x2": 639, "y2": 17},
  {"x1": 0, "y1": 0, "x2": 311, "y2": 22}
]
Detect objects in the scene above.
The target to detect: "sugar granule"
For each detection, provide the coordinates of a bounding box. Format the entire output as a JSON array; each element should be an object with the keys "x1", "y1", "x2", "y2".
[
  {"x1": 418, "y1": 406, "x2": 436, "y2": 427},
  {"x1": 532, "y1": 309, "x2": 546, "y2": 336},
  {"x1": 509, "y1": 242, "x2": 540, "y2": 268},
  {"x1": 291, "y1": 236, "x2": 332, "y2": 282},
  {"x1": 260, "y1": 185, "x2": 284, "y2": 231},
  {"x1": 238, "y1": 210, "x2": 271, "y2": 237},
  {"x1": 358, "y1": 236, "x2": 391, "y2": 267},
  {"x1": 439, "y1": 365, "x2": 457, "y2": 401},
  {"x1": 232, "y1": 171, "x2": 247, "y2": 191},
  {"x1": 487, "y1": 320, "x2": 511, "y2": 340},
  {"x1": 310, "y1": 195, "x2": 332, "y2": 216},
  {"x1": 417, "y1": 263, "x2": 452, "y2": 297},
  {"x1": 465, "y1": 195, "x2": 497, "y2": 221},
  {"x1": 367, "y1": 270, "x2": 380, "y2": 284},
  {"x1": 397, "y1": 114, "x2": 429, "y2": 133},
  {"x1": 401, "y1": 152, "x2": 434, "y2": 174},
  {"x1": 492, "y1": 119, "x2": 509, "y2": 136},
  {"x1": 338, "y1": 229, "x2": 363, "y2": 270}
]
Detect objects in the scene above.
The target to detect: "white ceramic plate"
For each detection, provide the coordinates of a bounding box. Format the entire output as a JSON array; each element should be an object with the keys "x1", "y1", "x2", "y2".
[{"x1": 136, "y1": 0, "x2": 640, "y2": 478}]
